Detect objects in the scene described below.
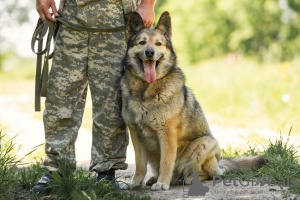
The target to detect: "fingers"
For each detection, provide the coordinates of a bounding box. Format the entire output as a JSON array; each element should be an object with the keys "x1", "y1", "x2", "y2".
[
  {"x1": 147, "y1": 21, "x2": 154, "y2": 28},
  {"x1": 37, "y1": 9, "x2": 45, "y2": 21},
  {"x1": 143, "y1": 20, "x2": 149, "y2": 27},
  {"x1": 44, "y1": 7, "x2": 57, "y2": 22},
  {"x1": 142, "y1": 12, "x2": 155, "y2": 28},
  {"x1": 135, "y1": 5, "x2": 155, "y2": 28},
  {"x1": 50, "y1": 1, "x2": 59, "y2": 17},
  {"x1": 36, "y1": 0, "x2": 57, "y2": 22},
  {"x1": 144, "y1": 20, "x2": 153, "y2": 28},
  {"x1": 145, "y1": 21, "x2": 150, "y2": 28}
]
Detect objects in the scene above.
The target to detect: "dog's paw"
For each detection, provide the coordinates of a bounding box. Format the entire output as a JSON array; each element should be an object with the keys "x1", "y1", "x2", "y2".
[
  {"x1": 184, "y1": 176, "x2": 193, "y2": 185},
  {"x1": 120, "y1": 179, "x2": 143, "y2": 190},
  {"x1": 151, "y1": 182, "x2": 170, "y2": 191},
  {"x1": 146, "y1": 176, "x2": 158, "y2": 185},
  {"x1": 119, "y1": 182, "x2": 131, "y2": 190}
]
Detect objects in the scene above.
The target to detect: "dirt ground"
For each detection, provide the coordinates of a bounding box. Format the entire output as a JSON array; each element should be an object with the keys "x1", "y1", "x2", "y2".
[
  {"x1": 83, "y1": 162, "x2": 296, "y2": 200},
  {"x1": 1, "y1": 93, "x2": 299, "y2": 199}
]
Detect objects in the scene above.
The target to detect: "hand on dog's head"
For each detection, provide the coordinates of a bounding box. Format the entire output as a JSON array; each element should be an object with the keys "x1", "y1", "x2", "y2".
[{"x1": 126, "y1": 11, "x2": 172, "y2": 40}]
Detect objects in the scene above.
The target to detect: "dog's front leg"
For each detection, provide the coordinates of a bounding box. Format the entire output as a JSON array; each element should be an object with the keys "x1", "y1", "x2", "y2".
[
  {"x1": 129, "y1": 125, "x2": 148, "y2": 188},
  {"x1": 151, "y1": 122, "x2": 178, "y2": 191}
]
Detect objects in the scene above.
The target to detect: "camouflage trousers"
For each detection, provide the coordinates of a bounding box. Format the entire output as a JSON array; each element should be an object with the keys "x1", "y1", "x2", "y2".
[{"x1": 41, "y1": 0, "x2": 129, "y2": 173}]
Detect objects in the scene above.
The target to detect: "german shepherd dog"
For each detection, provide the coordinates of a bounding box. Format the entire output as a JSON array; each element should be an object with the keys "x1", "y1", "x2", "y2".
[{"x1": 120, "y1": 11, "x2": 266, "y2": 191}]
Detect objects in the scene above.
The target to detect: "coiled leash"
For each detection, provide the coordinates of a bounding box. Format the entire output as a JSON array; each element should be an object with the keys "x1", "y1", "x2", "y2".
[{"x1": 31, "y1": 16, "x2": 127, "y2": 111}]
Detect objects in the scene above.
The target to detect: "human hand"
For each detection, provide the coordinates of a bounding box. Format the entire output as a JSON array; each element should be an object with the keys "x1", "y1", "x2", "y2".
[
  {"x1": 36, "y1": 0, "x2": 59, "y2": 22},
  {"x1": 136, "y1": 0, "x2": 155, "y2": 28}
]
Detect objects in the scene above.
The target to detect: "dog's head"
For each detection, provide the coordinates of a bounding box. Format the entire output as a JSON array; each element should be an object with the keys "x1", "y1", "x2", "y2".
[{"x1": 124, "y1": 11, "x2": 176, "y2": 83}]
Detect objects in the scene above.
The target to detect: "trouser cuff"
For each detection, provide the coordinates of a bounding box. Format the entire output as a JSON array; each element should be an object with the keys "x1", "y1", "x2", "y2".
[{"x1": 89, "y1": 160, "x2": 128, "y2": 173}]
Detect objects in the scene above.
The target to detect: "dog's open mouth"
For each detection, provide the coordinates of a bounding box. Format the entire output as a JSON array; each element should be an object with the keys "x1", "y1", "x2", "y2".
[
  {"x1": 137, "y1": 56, "x2": 163, "y2": 83},
  {"x1": 137, "y1": 56, "x2": 163, "y2": 71}
]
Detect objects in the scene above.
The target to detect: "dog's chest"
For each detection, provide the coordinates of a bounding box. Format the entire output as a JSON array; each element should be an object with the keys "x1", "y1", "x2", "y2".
[
  {"x1": 122, "y1": 84, "x2": 181, "y2": 132},
  {"x1": 123, "y1": 93, "x2": 173, "y2": 152},
  {"x1": 125, "y1": 94, "x2": 169, "y2": 129}
]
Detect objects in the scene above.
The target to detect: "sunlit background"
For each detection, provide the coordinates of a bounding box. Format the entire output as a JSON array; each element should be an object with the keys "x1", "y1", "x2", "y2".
[{"x1": 0, "y1": 0, "x2": 299, "y2": 161}]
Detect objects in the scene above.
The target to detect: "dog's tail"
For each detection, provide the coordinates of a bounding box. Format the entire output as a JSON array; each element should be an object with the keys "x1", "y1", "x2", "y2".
[{"x1": 219, "y1": 155, "x2": 267, "y2": 173}]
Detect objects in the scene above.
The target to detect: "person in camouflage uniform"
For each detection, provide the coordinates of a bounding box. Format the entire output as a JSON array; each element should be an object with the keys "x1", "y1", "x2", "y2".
[{"x1": 31, "y1": 0, "x2": 156, "y2": 193}]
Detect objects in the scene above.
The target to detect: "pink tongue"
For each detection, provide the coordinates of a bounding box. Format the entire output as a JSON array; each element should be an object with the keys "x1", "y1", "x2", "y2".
[{"x1": 143, "y1": 60, "x2": 156, "y2": 83}]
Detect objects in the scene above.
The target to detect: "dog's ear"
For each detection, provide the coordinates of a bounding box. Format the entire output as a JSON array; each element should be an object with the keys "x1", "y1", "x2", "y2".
[
  {"x1": 126, "y1": 12, "x2": 145, "y2": 38},
  {"x1": 155, "y1": 11, "x2": 172, "y2": 38}
]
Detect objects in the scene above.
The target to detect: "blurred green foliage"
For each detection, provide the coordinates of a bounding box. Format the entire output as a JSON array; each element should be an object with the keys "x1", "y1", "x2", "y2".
[
  {"x1": 0, "y1": 51, "x2": 36, "y2": 81},
  {"x1": 0, "y1": 0, "x2": 31, "y2": 25},
  {"x1": 156, "y1": 0, "x2": 300, "y2": 64},
  {"x1": 183, "y1": 57, "x2": 300, "y2": 134},
  {"x1": 0, "y1": 0, "x2": 34, "y2": 70},
  {"x1": 288, "y1": 0, "x2": 300, "y2": 12}
]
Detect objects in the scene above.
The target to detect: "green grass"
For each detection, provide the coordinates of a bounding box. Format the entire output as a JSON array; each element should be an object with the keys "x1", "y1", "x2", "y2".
[
  {"x1": 0, "y1": 129, "x2": 151, "y2": 200},
  {"x1": 43, "y1": 159, "x2": 151, "y2": 200},
  {"x1": 0, "y1": 131, "x2": 21, "y2": 199},
  {"x1": 221, "y1": 128, "x2": 300, "y2": 195},
  {"x1": 1, "y1": 127, "x2": 300, "y2": 198},
  {"x1": 0, "y1": 130, "x2": 44, "y2": 199}
]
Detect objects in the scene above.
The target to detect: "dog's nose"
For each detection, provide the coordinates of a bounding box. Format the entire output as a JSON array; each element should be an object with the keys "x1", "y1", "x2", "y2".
[{"x1": 145, "y1": 49, "x2": 155, "y2": 58}]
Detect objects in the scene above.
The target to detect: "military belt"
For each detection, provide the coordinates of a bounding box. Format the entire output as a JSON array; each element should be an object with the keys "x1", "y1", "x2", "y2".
[{"x1": 31, "y1": 16, "x2": 127, "y2": 111}]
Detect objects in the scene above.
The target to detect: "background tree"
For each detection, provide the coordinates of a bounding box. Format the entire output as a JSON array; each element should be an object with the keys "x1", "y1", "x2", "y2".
[
  {"x1": 156, "y1": 0, "x2": 300, "y2": 64},
  {"x1": 0, "y1": 0, "x2": 33, "y2": 70}
]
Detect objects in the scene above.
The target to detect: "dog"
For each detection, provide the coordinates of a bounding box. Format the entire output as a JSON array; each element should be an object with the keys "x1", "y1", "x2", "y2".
[{"x1": 120, "y1": 11, "x2": 266, "y2": 191}]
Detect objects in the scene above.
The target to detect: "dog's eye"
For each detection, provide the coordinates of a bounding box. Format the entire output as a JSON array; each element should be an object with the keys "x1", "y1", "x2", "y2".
[
  {"x1": 156, "y1": 42, "x2": 162, "y2": 46},
  {"x1": 139, "y1": 41, "x2": 146, "y2": 45}
]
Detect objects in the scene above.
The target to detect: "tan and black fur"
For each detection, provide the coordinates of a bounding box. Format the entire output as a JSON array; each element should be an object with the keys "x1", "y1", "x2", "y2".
[{"x1": 120, "y1": 11, "x2": 266, "y2": 191}]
